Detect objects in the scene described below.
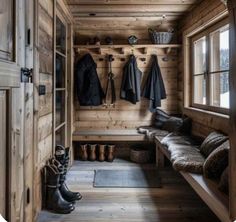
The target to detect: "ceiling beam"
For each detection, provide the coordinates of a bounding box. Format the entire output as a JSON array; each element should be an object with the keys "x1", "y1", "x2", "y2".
[
  {"x1": 68, "y1": 4, "x2": 193, "y2": 13},
  {"x1": 66, "y1": 0, "x2": 198, "y2": 5},
  {"x1": 70, "y1": 12, "x2": 183, "y2": 17}
]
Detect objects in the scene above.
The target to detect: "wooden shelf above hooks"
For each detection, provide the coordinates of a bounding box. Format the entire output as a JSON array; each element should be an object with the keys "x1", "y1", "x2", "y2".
[{"x1": 74, "y1": 44, "x2": 181, "y2": 56}]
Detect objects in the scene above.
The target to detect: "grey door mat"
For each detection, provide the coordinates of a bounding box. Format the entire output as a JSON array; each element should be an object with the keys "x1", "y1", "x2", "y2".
[{"x1": 94, "y1": 169, "x2": 161, "y2": 188}]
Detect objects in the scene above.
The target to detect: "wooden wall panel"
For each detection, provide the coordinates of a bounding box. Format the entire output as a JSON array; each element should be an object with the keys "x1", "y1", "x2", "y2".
[
  {"x1": 178, "y1": 0, "x2": 229, "y2": 137},
  {"x1": 74, "y1": 50, "x2": 179, "y2": 131},
  {"x1": 0, "y1": 91, "x2": 6, "y2": 217},
  {"x1": 75, "y1": 24, "x2": 176, "y2": 45},
  {"x1": 34, "y1": 0, "x2": 54, "y2": 217}
]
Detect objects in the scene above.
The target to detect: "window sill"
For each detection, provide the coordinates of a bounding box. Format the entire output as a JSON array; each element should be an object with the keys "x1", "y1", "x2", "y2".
[{"x1": 183, "y1": 106, "x2": 229, "y2": 120}]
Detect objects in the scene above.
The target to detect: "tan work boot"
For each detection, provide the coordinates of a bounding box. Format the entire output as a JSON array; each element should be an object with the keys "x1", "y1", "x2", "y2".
[
  {"x1": 98, "y1": 145, "x2": 106, "y2": 162},
  {"x1": 89, "y1": 144, "x2": 97, "y2": 161},
  {"x1": 107, "y1": 145, "x2": 115, "y2": 162},
  {"x1": 80, "y1": 144, "x2": 88, "y2": 161}
]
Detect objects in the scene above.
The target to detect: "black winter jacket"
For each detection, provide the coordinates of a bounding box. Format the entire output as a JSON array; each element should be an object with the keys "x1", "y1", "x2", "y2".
[
  {"x1": 75, "y1": 54, "x2": 105, "y2": 106},
  {"x1": 142, "y1": 55, "x2": 166, "y2": 112},
  {"x1": 120, "y1": 55, "x2": 142, "y2": 104}
]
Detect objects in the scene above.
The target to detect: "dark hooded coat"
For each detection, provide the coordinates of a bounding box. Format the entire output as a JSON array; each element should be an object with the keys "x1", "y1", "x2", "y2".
[
  {"x1": 120, "y1": 55, "x2": 142, "y2": 104},
  {"x1": 142, "y1": 55, "x2": 166, "y2": 112},
  {"x1": 75, "y1": 54, "x2": 105, "y2": 106}
]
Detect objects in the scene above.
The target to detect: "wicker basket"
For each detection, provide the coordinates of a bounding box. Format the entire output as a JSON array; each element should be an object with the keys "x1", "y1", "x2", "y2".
[
  {"x1": 130, "y1": 147, "x2": 151, "y2": 164},
  {"x1": 148, "y1": 29, "x2": 173, "y2": 44}
]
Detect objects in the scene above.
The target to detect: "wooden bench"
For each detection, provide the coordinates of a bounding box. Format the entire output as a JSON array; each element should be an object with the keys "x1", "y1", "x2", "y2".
[
  {"x1": 155, "y1": 136, "x2": 231, "y2": 222},
  {"x1": 72, "y1": 129, "x2": 146, "y2": 142}
]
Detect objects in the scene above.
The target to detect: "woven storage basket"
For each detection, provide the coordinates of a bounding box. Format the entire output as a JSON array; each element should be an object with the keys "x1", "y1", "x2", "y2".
[
  {"x1": 148, "y1": 29, "x2": 173, "y2": 44},
  {"x1": 130, "y1": 148, "x2": 151, "y2": 164}
]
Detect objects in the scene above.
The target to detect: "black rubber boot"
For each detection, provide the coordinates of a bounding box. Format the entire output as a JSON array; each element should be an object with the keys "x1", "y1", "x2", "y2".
[
  {"x1": 45, "y1": 165, "x2": 75, "y2": 214},
  {"x1": 55, "y1": 145, "x2": 83, "y2": 202}
]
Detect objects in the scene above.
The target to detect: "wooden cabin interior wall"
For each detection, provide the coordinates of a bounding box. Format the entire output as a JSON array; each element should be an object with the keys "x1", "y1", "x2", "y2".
[
  {"x1": 178, "y1": 0, "x2": 230, "y2": 137},
  {"x1": 74, "y1": 51, "x2": 179, "y2": 131},
  {"x1": 73, "y1": 16, "x2": 181, "y2": 132},
  {"x1": 34, "y1": 0, "x2": 54, "y2": 217},
  {"x1": 2, "y1": 0, "x2": 236, "y2": 221}
]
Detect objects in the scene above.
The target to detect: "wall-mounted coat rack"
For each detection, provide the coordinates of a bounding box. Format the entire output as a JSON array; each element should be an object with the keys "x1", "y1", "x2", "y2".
[{"x1": 74, "y1": 44, "x2": 181, "y2": 56}]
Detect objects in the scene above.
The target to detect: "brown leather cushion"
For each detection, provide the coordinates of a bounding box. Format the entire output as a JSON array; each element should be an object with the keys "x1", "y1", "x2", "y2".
[
  {"x1": 200, "y1": 131, "x2": 228, "y2": 157},
  {"x1": 203, "y1": 140, "x2": 229, "y2": 179},
  {"x1": 218, "y1": 166, "x2": 229, "y2": 194},
  {"x1": 173, "y1": 156, "x2": 205, "y2": 174}
]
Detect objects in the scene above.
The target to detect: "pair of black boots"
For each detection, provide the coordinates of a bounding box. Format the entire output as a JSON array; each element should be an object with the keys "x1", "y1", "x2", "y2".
[{"x1": 44, "y1": 145, "x2": 82, "y2": 214}]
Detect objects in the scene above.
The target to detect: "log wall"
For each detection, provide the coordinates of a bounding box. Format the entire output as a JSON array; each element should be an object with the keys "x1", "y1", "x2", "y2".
[
  {"x1": 34, "y1": 0, "x2": 54, "y2": 218},
  {"x1": 178, "y1": 0, "x2": 230, "y2": 137},
  {"x1": 74, "y1": 47, "x2": 180, "y2": 131}
]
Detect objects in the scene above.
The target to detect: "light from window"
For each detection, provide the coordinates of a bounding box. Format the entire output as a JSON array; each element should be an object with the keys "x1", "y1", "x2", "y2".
[
  {"x1": 209, "y1": 26, "x2": 229, "y2": 108},
  {"x1": 192, "y1": 23, "x2": 229, "y2": 112},
  {"x1": 193, "y1": 37, "x2": 207, "y2": 105}
]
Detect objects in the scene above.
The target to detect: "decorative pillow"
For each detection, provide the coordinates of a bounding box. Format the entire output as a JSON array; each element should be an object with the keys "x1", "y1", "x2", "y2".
[
  {"x1": 203, "y1": 140, "x2": 229, "y2": 179},
  {"x1": 200, "y1": 131, "x2": 228, "y2": 157},
  {"x1": 218, "y1": 166, "x2": 229, "y2": 194}
]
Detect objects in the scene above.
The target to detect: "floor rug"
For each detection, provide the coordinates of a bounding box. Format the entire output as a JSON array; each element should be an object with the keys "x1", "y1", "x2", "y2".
[{"x1": 94, "y1": 169, "x2": 161, "y2": 188}]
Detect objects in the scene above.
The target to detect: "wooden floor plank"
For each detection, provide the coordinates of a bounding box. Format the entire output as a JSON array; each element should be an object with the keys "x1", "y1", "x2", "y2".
[{"x1": 37, "y1": 159, "x2": 220, "y2": 222}]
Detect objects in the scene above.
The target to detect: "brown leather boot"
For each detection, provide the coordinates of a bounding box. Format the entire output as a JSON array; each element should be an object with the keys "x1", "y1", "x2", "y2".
[
  {"x1": 80, "y1": 144, "x2": 88, "y2": 161},
  {"x1": 107, "y1": 145, "x2": 115, "y2": 162},
  {"x1": 98, "y1": 145, "x2": 106, "y2": 162},
  {"x1": 89, "y1": 144, "x2": 97, "y2": 161}
]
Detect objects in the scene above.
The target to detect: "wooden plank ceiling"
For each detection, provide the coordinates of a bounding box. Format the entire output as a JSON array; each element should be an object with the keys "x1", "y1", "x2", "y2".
[
  {"x1": 66, "y1": 0, "x2": 199, "y2": 21},
  {"x1": 65, "y1": 0, "x2": 201, "y2": 43}
]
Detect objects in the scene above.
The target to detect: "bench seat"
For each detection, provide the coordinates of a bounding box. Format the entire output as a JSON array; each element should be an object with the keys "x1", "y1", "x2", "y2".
[
  {"x1": 155, "y1": 134, "x2": 230, "y2": 222},
  {"x1": 72, "y1": 129, "x2": 146, "y2": 142}
]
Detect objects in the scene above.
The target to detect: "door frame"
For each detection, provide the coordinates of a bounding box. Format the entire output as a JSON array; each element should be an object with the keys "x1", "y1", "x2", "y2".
[
  {"x1": 0, "y1": 0, "x2": 35, "y2": 221},
  {"x1": 53, "y1": 0, "x2": 73, "y2": 155}
]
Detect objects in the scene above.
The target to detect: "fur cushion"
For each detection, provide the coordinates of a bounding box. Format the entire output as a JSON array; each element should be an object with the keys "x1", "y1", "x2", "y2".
[
  {"x1": 161, "y1": 133, "x2": 205, "y2": 174},
  {"x1": 162, "y1": 117, "x2": 183, "y2": 132},
  {"x1": 200, "y1": 131, "x2": 228, "y2": 157},
  {"x1": 137, "y1": 126, "x2": 169, "y2": 141},
  {"x1": 203, "y1": 140, "x2": 229, "y2": 179},
  {"x1": 161, "y1": 133, "x2": 197, "y2": 148},
  {"x1": 218, "y1": 166, "x2": 229, "y2": 194}
]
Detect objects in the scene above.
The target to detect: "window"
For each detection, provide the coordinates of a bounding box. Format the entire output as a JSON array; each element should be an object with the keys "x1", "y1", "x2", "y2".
[
  {"x1": 192, "y1": 20, "x2": 229, "y2": 114},
  {"x1": 0, "y1": 0, "x2": 14, "y2": 61},
  {"x1": 54, "y1": 15, "x2": 67, "y2": 147}
]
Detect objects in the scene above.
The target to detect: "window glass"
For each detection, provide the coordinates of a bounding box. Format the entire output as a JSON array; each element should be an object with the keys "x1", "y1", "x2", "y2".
[
  {"x1": 56, "y1": 16, "x2": 66, "y2": 54},
  {"x1": 210, "y1": 26, "x2": 229, "y2": 72},
  {"x1": 56, "y1": 54, "x2": 65, "y2": 88},
  {"x1": 209, "y1": 25, "x2": 229, "y2": 108},
  {"x1": 210, "y1": 72, "x2": 229, "y2": 108},
  {"x1": 194, "y1": 75, "x2": 206, "y2": 105},
  {"x1": 55, "y1": 125, "x2": 65, "y2": 147},
  {"x1": 56, "y1": 91, "x2": 65, "y2": 127},
  {"x1": 192, "y1": 22, "x2": 230, "y2": 112},
  {"x1": 194, "y1": 37, "x2": 206, "y2": 74},
  {"x1": 193, "y1": 36, "x2": 207, "y2": 105},
  {"x1": 0, "y1": 0, "x2": 14, "y2": 61}
]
